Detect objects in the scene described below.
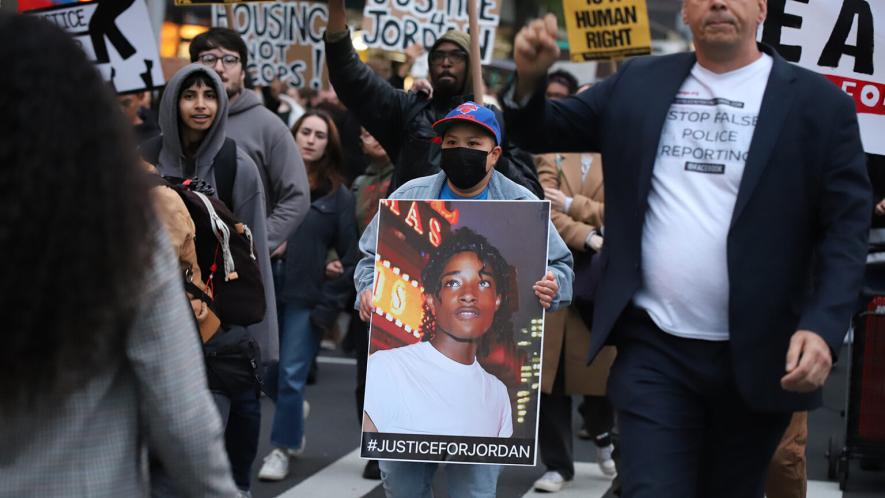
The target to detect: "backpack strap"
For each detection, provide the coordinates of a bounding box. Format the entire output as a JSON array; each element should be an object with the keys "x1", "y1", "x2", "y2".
[{"x1": 214, "y1": 138, "x2": 238, "y2": 210}]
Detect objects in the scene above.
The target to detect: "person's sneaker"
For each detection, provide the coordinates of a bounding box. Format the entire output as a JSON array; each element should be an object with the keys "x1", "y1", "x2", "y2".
[
  {"x1": 258, "y1": 448, "x2": 290, "y2": 481},
  {"x1": 236, "y1": 490, "x2": 252, "y2": 498},
  {"x1": 533, "y1": 471, "x2": 567, "y2": 492},
  {"x1": 596, "y1": 444, "x2": 617, "y2": 477},
  {"x1": 576, "y1": 426, "x2": 592, "y2": 440},
  {"x1": 362, "y1": 459, "x2": 381, "y2": 480}
]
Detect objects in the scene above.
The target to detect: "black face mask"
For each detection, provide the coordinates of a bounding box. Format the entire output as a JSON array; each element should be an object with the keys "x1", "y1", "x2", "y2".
[{"x1": 440, "y1": 147, "x2": 490, "y2": 190}]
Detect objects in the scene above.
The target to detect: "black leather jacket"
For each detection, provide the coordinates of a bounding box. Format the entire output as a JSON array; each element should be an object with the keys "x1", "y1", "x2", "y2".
[{"x1": 325, "y1": 33, "x2": 543, "y2": 198}]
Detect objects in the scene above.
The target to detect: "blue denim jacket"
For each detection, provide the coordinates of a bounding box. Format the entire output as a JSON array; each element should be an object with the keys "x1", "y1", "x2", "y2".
[{"x1": 354, "y1": 170, "x2": 574, "y2": 311}]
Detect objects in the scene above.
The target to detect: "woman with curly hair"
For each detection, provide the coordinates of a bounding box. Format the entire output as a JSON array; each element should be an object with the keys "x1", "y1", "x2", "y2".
[
  {"x1": 0, "y1": 13, "x2": 237, "y2": 497},
  {"x1": 257, "y1": 109, "x2": 360, "y2": 481},
  {"x1": 363, "y1": 227, "x2": 515, "y2": 438}
]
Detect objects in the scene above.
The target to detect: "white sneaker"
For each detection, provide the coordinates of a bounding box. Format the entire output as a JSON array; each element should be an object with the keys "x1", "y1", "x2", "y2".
[
  {"x1": 533, "y1": 471, "x2": 567, "y2": 492},
  {"x1": 258, "y1": 448, "x2": 290, "y2": 481},
  {"x1": 596, "y1": 444, "x2": 617, "y2": 477},
  {"x1": 287, "y1": 437, "x2": 306, "y2": 458}
]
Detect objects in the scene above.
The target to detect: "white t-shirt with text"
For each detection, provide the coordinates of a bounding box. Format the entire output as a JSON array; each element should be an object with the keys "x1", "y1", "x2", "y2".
[
  {"x1": 364, "y1": 341, "x2": 513, "y2": 438},
  {"x1": 634, "y1": 54, "x2": 773, "y2": 341}
]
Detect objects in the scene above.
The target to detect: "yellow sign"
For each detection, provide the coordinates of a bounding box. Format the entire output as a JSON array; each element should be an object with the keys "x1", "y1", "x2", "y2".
[{"x1": 562, "y1": 0, "x2": 652, "y2": 61}]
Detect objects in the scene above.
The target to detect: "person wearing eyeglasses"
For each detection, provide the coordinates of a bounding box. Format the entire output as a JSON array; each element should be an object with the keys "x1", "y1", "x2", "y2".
[
  {"x1": 323, "y1": 0, "x2": 542, "y2": 199},
  {"x1": 188, "y1": 28, "x2": 311, "y2": 498}
]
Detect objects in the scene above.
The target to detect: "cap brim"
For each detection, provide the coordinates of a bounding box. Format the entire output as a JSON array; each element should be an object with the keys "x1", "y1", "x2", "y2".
[{"x1": 432, "y1": 116, "x2": 499, "y2": 145}]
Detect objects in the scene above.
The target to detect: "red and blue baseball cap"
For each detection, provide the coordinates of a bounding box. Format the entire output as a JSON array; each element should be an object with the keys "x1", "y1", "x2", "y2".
[{"x1": 432, "y1": 101, "x2": 502, "y2": 145}]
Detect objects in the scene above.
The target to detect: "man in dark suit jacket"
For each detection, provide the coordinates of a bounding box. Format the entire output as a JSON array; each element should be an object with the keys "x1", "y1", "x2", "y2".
[{"x1": 503, "y1": 1, "x2": 872, "y2": 497}]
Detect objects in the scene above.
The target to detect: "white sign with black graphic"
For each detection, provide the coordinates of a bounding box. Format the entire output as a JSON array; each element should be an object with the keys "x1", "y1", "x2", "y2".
[{"x1": 28, "y1": 0, "x2": 165, "y2": 94}]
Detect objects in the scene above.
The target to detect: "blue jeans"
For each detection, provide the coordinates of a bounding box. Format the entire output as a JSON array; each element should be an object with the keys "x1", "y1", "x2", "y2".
[
  {"x1": 378, "y1": 461, "x2": 501, "y2": 498},
  {"x1": 265, "y1": 303, "x2": 320, "y2": 449}
]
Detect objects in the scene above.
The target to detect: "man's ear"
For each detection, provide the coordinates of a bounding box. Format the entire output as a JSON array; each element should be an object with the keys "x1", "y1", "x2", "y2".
[
  {"x1": 495, "y1": 295, "x2": 501, "y2": 311},
  {"x1": 487, "y1": 145, "x2": 503, "y2": 167}
]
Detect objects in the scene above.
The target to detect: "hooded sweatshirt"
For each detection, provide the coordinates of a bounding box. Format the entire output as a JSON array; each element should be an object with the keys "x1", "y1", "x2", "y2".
[
  {"x1": 227, "y1": 89, "x2": 310, "y2": 251},
  {"x1": 325, "y1": 29, "x2": 542, "y2": 197},
  {"x1": 155, "y1": 63, "x2": 279, "y2": 362}
]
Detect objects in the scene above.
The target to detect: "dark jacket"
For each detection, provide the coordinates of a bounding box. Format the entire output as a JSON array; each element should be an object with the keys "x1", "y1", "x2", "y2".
[
  {"x1": 325, "y1": 31, "x2": 542, "y2": 198},
  {"x1": 504, "y1": 45, "x2": 872, "y2": 412},
  {"x1": 280, "y1": 185, "x2": 360, "y2": 330}
]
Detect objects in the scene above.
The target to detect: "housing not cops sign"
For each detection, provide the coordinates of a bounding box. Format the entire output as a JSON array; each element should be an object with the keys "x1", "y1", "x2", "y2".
[
  {"x1": 562, "y1": 0, "x2": 651, "y2": 61},
  {"x1": 760, "y1": 0, "x2": 885, "y2": 155}
]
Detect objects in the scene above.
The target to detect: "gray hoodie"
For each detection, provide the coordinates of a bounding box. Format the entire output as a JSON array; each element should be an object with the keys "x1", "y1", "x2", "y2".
[
  {"x1": 228, "y1": 90, "x2": 310, "y2": 250},
  {"x1": 156, "y1": 63, "x2": 279, "y2": 362}
]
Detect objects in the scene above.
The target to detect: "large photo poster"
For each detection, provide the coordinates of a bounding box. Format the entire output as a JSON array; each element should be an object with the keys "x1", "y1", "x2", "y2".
[{"x1": 361, "y1": 200, "x2": 549, "y2": 466}]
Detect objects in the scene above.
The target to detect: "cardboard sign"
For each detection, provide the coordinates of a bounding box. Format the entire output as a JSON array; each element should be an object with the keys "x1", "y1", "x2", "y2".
[
  {"x1": 562, "y1": 0, "x2": 651, "y2": 61},
  {"x1": 761, "y1": 0, "x2": 885, "y2": 155},
  {"x1": 176, "y1": 1, "x2": 264, "y2": 4},
  {"x1": 25, "y1": 0, "x2": 165, "y2": 93},
  {"x1": 361, "y1": 200, "x2": 550, "y2": 466},
  {"x1": 361, "y1": 0, "x2": 501, "y2": 64},
  {"x1": 212, "y1": 1, "x2": 329, "y2": 89}
]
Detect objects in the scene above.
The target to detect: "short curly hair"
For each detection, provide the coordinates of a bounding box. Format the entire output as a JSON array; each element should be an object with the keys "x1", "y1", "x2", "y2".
[{"x1": 420, "y1": 227, "x2": 515, "y2": 357}]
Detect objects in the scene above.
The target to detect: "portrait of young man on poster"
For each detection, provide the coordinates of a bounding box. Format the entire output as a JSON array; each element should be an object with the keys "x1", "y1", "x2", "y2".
[
  {"x1": 364, "y1": 226, "x2": 516, "y2": 439},
  {"x1": 360, "y1": 199, "x2": 553, "y2": 466}
]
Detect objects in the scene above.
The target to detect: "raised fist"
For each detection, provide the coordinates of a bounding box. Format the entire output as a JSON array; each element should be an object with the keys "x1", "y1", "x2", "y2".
[{"x1": 514, "y1": 14, "x2": 561, "y2": 84}]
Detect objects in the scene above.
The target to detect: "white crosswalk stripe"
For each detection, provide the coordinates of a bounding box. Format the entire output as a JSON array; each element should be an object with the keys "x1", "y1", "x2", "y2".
[
  {"x1": 273, "y1": 449, "x2": 380, "y2": 498},
  {"x1": 269, "y1": 447, "x2": 843, "y2": 498},
  {"x1": 806, "y1": 479, "x2": 842, "y2": 498},
  {"x1": 521, "y1": 463, "x2": 613, "y2": 497}
]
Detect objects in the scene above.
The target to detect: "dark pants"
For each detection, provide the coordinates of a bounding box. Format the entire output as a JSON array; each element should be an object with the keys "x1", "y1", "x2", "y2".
[
  {"x1": 214, "y1": 391, "x2": 261, "y2": 491},
  {"x1": 538, "y1": 348, "x2": 616, "y2": 479},
  {"x1": 608, "y1": 307, "x2": 791, "y2": 498},
  {"x1": 352, "y1": 309, "x2": 369, "y2": 424}
]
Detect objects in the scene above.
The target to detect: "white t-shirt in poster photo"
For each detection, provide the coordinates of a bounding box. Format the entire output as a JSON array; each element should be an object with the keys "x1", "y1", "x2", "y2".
[
  {"x1": 364, "y1": 341, "x2": 513, "y2": 438},
  {"x1": 634, "y1": 54, "x2": 774, "y2": 342}
]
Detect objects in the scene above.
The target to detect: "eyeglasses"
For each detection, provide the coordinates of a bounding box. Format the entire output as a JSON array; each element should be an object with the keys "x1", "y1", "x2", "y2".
[
  {"x1": 198, "y1": 54, "x2": 241, "y2": 68},
  {"x1": 429, "y1": 49, "x2": 467, "y2": 65}
]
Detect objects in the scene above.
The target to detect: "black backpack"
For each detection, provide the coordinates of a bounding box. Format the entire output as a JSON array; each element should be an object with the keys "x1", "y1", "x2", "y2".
[{"x1": 141, "y1": 137, "x2": 266, "y2": 327}]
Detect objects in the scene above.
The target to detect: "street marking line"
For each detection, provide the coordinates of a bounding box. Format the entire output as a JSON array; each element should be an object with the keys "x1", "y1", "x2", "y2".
[
  {"x1": 805, "y1": 479, "x2": 841, "y2": 498},
  {"x1": 274, "y1": 448, "x2": 379, "y2": 498},
  {"x1": 316, "y1": 355, "x2": 357, "y2": 366},
  {"x1": 521, "y1": 462, "x2": 613, "y2": 497}
]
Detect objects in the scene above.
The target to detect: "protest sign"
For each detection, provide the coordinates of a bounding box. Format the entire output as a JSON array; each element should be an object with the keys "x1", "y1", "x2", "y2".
[
  {"x1": 361, "y1": 200, "x2": 549, "y2": 466},
  {"x1": 562, "y1": 0, "x2": 651, "y2": 61},
  {"x1": 761, "y1": 0, "x2": 885, "y2": 155},
  {"x1": 25, "y1": 0, "x2": 165, "y2": 93},
  {"x1": 361, "y1": 0, "x2": 501, "y2": 64},
  {"x1": 212, "y1": 1, "x2": 329, "y2": 89},
  {"x1": 176, "y1": 1, "x2": 263, "y2": 4}
]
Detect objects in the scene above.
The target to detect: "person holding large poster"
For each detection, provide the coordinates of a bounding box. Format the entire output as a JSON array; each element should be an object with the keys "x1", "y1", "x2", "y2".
[
  {"x1": 504, "y1": 2, "x2": 872, "y2": 497},
  {"x1": 354, "y1": 103, "x2": 573, "y2": 497}
]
